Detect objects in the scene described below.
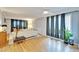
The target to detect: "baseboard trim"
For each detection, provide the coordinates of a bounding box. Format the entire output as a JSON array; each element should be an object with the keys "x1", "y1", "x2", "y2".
[{"x1": 46, "y1": 35, "x2": 64, "y2": 42}]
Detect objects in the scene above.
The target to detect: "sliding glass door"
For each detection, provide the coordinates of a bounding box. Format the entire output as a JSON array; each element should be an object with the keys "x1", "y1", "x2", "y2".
[
  {"x1": 65, "y1": 13, "x2": 71, "y2": 31},
  {"x1": 60, "y1": 14, "x2": 65, "y2": 39},
  {"x1": 46, "y1": 13, "x2": 72, "y2": 40},
  {"x1": 51, "y1": 16, "x2": 54, "y2": 37},
  {"x1": 47, "y1": 17, "x2": 51, "y2": 36},
  {"x1": 58, "y1": 15, "x2": 61, "y2": 38},
  {"x1": 46, "y1": 13, "x2": 65, "y2": 40},
  {"x1": 54, "y1": 16, "x2": 56, "y2": 37},
  {"x1": 55, "y1": 15, "x2": 59, "y2": 38}
]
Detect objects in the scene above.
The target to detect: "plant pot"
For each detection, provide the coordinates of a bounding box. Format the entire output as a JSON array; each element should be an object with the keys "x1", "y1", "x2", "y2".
[
  {"x1": 64, "y1": 41, "x2": 69, "y2": 44},
  {"x1": 69, "y1": 39, "x2": 74, "y2": 45},
  {"x1": 70, "y1": 43, "x2": 74, "y2": 45}
]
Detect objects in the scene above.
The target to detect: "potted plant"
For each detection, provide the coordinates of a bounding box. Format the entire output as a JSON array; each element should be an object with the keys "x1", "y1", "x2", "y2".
[{"x1": 64, "y1": 29, "x2": 73, "y2": 44}]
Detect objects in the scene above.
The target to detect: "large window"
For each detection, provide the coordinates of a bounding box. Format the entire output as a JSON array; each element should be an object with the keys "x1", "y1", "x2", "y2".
[
  {"x1": 47, "y1": 17, "x2": 51, "y2": 36},
  {"x1": 49, "y1": 17, "x2": 51, "y2": 36},
  {"x1": 58, "y1": 15, "x2": 61, "y2": 38},
  {"x1": 11, "y1": 19, "x2": 28, "y2": 32},
  {"x1": 17, "y1": 20, "x2": 20, "y2": 28},
  {"x1": 46, "y1": 13, "x2": 65, "y2": 39},
  {"x1": 22, "y1": 21, "x2": 24, "y2": 28},
  {"x1": 13, "y1": 20, "x2": 16, "y2": 27},
  {"x1": 65, "y1": 13, "x2": 71, "y2": 31},
  {"x1": 54, "y1": 16, "x2": 56, "y2": 36}
]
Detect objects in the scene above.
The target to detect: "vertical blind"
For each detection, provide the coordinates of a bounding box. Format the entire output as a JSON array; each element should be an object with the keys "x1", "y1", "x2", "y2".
[
  {"x1": 47, "y1": 17, "x2": 50, "y2": 35},
  {"x1": 55, "y1": 15, "x2": 59, "y2": 38},
  {"x1": 60, "y1": 14, "x2": 65, "y2": 39},
  {"x1": 51, "y1": 16, "x2": 54, "y2": 37},
  {"x1": 11, "y1": 19, "x2": 28, "y2": 32},
  {"x1": 46, "y1": 13, "x2": 65, "y2": 39}
]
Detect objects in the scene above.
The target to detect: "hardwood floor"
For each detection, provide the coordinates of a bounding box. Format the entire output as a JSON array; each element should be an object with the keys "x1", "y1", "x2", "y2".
[{"x1": 0, "y1": 36, "x2": 79, "y2": 52}]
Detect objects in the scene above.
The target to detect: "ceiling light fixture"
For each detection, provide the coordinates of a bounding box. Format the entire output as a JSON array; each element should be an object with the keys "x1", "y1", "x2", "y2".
[
  {"x1": 25, "y1": 18, "x2": 33, "y2": 20},
  {"x1": 43, "y1": 11, "x2": 49, "y2": 14}
]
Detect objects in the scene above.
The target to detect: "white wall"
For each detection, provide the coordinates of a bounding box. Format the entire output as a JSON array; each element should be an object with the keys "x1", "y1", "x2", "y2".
[
  {"x1": 33, "y1": 17, "x2": 47, "y2": 35},
  {"x1": 0, "y1": 10, "x2": 47, "y2": 35},
  {"x1": 71, "y1": 11, "x2": 79, "y2": 44},
  {"x1": 0, "y1": 11, "x2": 2, "y2": 25},
  {"x1": 0, "y1": 11, "x2": 34, "y2": 34},
  {"x1": 0, "y1": 10, "x2": 4, "y2": 25},
  {"x1": 6, "y1": 18, "x2": 11, "y2": 34}
]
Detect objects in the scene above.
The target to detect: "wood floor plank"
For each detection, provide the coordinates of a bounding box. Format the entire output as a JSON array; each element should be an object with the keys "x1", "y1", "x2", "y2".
[{"x1": 0, "y1": 36, "x2": 79, "y2": 52}]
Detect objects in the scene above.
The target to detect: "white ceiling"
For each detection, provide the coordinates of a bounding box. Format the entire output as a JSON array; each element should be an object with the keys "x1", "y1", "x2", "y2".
[{"x1": 0, "y1": 7, "x2": 79, "y2": 19}]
